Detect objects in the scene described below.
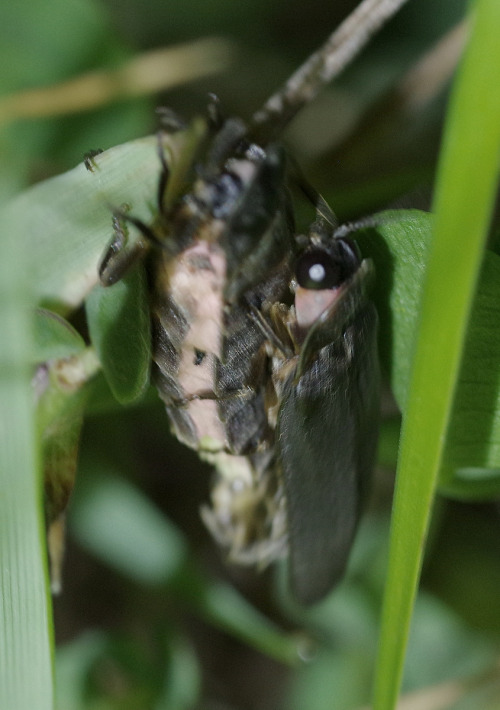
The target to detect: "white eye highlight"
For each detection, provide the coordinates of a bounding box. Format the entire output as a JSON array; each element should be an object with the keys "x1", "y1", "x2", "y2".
[{"x1": 308, "y1": 263, "x2": 326, "y2": 283}]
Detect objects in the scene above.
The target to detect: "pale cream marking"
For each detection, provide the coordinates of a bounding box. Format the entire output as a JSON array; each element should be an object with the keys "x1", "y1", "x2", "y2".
[
  {"x1": 167, "y1": 240, "x2": 227, "y2": 445},
  {"x1": 294, "y1": 285, "x2": 339, "y2": 329},
  {"x1": 225, "y1": 157, "x2": 258, "y2": 184}
]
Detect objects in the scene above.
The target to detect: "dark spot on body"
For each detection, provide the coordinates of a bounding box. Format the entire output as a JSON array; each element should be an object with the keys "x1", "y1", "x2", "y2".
[{"x1": 194, "y1": 349, "x2": 206, "y2": 365}]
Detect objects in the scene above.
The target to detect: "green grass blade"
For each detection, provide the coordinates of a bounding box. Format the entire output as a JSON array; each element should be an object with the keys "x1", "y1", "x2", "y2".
[
  {"x1": 0, "y1": 201, "x2": 54, "y2": 706},
  {"x1": 372, "y1": 1, "x2": 500, "y2": 708}
]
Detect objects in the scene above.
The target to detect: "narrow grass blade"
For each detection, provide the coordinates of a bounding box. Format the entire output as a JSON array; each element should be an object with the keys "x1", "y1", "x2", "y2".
[
  {"x1": 372, "y1": 1, "x2": 500, "y2": 708},
  {"x1": 0, "y1": 201, "x2": 54, "y2": 706}
]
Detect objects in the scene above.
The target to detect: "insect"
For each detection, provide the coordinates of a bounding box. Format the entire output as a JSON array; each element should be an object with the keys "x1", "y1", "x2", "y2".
[{"x1": 94, "y1": 0, "x2": 403, "y2": 604}]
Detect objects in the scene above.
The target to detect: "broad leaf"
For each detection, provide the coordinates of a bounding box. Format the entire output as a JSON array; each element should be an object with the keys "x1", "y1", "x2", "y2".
[
  {"x1": 86, "y1": 266, "x2": 151, "y2": 404},
  {"x1": 360, "y1": 211, "x2": 500, "y2": 495},
  {"x1": 34, "y1": 308, "x2": 86, "y2": 362}
]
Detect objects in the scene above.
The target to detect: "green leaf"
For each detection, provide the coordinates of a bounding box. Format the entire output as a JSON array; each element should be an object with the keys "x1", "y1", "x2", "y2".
[
  {"x1": 158, "y1": 632, "x2": 201, "y2": 710},
  {"x1": 56, "y1": 627, "x2": 202, "y2": 710},
  {"x1": 56, "y1": 631, "x2": 109, "y2": 710},
  {"x1": 86, "y1": 266, "x2": 151, "y2": 404},
  {"x1": 4, "y1": 136, "x2": 157, "y2": 313},
  {"x1": 372, "y1": 1, "x2": 500, "y2": 708},
  {"x1": 36, "y1": 347, "x2": 101, "y2": 590},
  {"x1": 175, "y1": 569, "x2": 301, "y2": 666},
  {"x1": 443, "y1": 249, "x2": 500, "y2": 494},
  {"x1": 34, "y1": 308, "x2": 86, "y2": 363},
  {"x1": 439, "y1": 467, "x2": 500, "y2": 501},
  {"x1": 360, "y1": 211, "x2": 500, "y2": 492},
  {"x1": 2, "y1": 130, "x2": 195, "y2": 314},
  {"x1": 71, "y1": 470, "x2": 188, "y2": 585}
]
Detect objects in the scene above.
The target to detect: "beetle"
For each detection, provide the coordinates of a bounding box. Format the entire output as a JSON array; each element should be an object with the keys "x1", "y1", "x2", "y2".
[
  {"x1": 94, "y1": 0, "x2": 401, "y2": 603},
  {"x1": 267, "y1": 217, "x2": 379, "y2": 603}
]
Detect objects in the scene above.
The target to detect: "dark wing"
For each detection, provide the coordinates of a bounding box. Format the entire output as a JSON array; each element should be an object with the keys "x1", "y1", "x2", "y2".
[{"x1": 277, "y1": 303, "x2": 379, "y2": 605}]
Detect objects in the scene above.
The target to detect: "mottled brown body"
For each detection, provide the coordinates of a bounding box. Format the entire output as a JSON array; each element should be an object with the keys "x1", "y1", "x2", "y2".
[
  {"x1": 99, "y1": 113, "x2": 379, "y2": 603},
  {"x1": 145, "y1": 120, "x2": 297, "y2": 564}
]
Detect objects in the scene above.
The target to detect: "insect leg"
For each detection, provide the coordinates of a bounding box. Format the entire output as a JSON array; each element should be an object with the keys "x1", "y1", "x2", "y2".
[
  {"x1": 83, "y1": 148, "x2": 103, "y2": 172},
  {"x1": 99, "y1": 206, "x2": 154, "y2": 286},
  {"x1": 156, "y1": 133, "x2": 171, "y2": 216}
]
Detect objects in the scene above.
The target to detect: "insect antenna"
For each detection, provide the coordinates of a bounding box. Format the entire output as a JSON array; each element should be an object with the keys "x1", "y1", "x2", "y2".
[
  {"x1": 298, "y1": 176, "x2": 338, "y2": 229},
  {"x1": 155, "y1": 133, "x2": 171, "y2": 215},
  {"x1": 248, "y1": 0, "x2": 412, "y2": 145},
  {"x1": 285, "y1": 152, "x2": 339, "y2": 230}
]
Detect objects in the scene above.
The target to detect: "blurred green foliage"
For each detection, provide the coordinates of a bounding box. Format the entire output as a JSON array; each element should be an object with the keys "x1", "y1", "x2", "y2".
[{"x1": 2, "y1": 0, "x2": 500, "y2": 709}]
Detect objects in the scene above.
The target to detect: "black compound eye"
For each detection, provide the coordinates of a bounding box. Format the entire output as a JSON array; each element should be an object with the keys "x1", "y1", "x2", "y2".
[{"x1": 296, "y1": 249, "x2": 344, "y2": 290}]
